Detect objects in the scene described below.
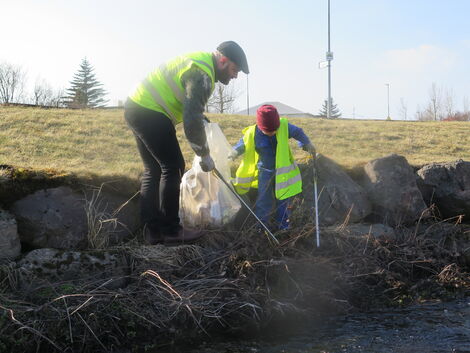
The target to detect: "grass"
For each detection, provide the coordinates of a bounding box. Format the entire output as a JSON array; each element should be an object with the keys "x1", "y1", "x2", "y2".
[{"x1": 0, "y1": 106, "x2": 469, "y2": 189}]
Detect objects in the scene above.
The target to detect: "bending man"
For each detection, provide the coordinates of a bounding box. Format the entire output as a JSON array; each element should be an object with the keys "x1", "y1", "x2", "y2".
[{"x1": 125, "y1": 41, "x2": 249, "y2": 245}]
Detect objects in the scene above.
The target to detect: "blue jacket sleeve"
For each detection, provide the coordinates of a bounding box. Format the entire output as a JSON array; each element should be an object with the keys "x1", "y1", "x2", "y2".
[
  {"x1": 233, "y1": 137, "x2": 245, "y2": 156},
  {"x1": 288, "y1": 123, "x2": 312, "y2": 148}
]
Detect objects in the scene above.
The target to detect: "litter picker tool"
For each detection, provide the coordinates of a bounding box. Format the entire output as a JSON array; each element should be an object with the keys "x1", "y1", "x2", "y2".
[
  {"x1": 311, "y1": 154, "x2": 320, "y2": 247},
  {"x1": 212, "y1": 168, "x2": 279, "y2": 245}
]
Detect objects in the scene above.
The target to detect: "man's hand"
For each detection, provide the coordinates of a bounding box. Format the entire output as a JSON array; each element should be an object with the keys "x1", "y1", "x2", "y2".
[
  {"x1": 200, "y1": 154, "x2": 215, "y2": 172},
  {"x1": 302, "y1": 143, "x2": 316, "y2": 157},
  {"x1": 228, "y1": 149, "x2": 238, "y2": 161}
]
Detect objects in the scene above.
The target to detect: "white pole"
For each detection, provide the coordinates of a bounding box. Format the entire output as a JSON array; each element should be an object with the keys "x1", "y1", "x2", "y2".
[
  {"x1": 314, "y1": 174, "x2": 320, "y2": 247},
  {"x1": 313, "y1": 155, "x2": 320, "y2": 248}
]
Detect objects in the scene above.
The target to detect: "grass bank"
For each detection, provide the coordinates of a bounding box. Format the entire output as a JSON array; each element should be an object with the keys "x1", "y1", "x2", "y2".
[{"x1": 0, "y1": 106, "x2": 469, "y2": 187}]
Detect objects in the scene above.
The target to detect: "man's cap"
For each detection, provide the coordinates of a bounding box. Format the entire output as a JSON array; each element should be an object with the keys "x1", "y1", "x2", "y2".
[
  {"x1": 217, "y1": 41, "x2": 249, "y2": 74},
  {"x1": 256, "y1": 104, "x2": 280, "y2": 132}
]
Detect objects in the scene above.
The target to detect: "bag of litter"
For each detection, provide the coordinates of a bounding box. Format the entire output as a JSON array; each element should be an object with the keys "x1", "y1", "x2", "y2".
[{"x1": 179, "y1": 122, "x2": 241, "y2": 228}]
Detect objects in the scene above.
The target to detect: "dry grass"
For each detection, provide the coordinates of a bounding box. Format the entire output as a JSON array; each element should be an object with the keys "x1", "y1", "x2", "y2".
[
  {"x1": 0, "y1": 106, "x2": 469, "y2": 187},
  {"x1": 1, "y1": 219, "x2": 468, "y2": 352}
]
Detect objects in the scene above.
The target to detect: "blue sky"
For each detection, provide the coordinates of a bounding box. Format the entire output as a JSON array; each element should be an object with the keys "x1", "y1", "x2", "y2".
[{"x1": 2, "y1": 0, "x2": 470, "y2": 119}]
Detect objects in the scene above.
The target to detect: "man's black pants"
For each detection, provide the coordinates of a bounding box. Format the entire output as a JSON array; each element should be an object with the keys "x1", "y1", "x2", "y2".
[{"x1": 124, "y1": 100, "x2": 185, "y2": 234}]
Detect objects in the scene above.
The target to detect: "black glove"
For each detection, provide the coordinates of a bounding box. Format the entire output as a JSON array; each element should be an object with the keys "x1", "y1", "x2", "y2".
[
  {"x1": 302, "y1": 143, "x2": 316, "y2": 156},
  {"x1": 200, "y1": 154, "x2": 215, "y2": 172}
]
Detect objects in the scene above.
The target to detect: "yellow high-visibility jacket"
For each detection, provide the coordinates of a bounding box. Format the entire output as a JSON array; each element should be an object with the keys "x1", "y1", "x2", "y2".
[
  {"x1": 233, "y1": 118, "x2": 302, "y2": 200},
  {"x1": 129, "y1": 52, "x2": 215, "y2": 125}
]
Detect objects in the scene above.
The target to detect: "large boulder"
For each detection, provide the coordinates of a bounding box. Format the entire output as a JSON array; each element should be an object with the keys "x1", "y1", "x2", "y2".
[
  {"x1": 11, "y1": 186, "x2": 138, "y2": 250},
  {"x1": 361, "y1": 154, "x2": 427, "y2": 226},
  {"x1": 83, "y1": 187, "x2": 140, "y2": 247},
  {"x1": 417, "y1": 160, "x2": 470, "y2": 220},
  {"x1": 11, "y1": 187, "x2": 89, "y2": 249},
  {"x1": 0, "y1": 209, "x2": 21, "y2": 259},
  {"x1": 300, "y1": 155, "x2": 371, "y2": 226}
]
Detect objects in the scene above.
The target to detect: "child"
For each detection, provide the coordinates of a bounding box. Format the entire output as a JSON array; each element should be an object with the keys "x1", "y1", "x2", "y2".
[{"x1": 230, "y1": 104, "x2": 315, "y2": 230}]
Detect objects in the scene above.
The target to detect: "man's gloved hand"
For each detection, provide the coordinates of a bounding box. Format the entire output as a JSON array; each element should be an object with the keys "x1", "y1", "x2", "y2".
[
  {"x1": 200, "y1": 154, "x2": 215, "y2": 172},
  {"x1": 228, "y1": 149, "x2": 238, "y2": 161},
  {"x1": 302, "y1": 143, "x2": 316, "y2": 156}
]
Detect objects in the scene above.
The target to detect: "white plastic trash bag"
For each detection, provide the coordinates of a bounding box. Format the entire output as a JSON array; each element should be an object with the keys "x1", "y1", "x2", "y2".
[{"x1": 179, "y1": 122, "x2": 241, "y2": 228}]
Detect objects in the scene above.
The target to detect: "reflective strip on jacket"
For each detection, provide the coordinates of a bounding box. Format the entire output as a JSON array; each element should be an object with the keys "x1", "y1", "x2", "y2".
[
  {"x1": 129, "y1": 52, "x2": 215, "y2": 125},
  {"x1": 233, "y1": 118, "x2": 302, "y2": 200}
]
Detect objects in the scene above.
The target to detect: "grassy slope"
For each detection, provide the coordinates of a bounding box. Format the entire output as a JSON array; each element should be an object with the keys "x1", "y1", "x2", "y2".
[{"x1": 0, "y1": 106, "x2": 469, "y2": 185}]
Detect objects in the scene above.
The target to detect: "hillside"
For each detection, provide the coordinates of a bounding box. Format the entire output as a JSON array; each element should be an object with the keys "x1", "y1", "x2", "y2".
[{"x1": 0, "y1": 106, "x2": 468, "y2": 187}]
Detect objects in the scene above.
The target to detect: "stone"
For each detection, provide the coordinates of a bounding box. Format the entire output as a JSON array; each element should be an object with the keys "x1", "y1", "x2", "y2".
[
  {"x1": 0, "y1": 209, "x2": 21, "y2": 259},
  {"x1": 361, "y1": 154, "x2": 427, "y2": 226},
  {"x1": 83, "y1": 187, "x2": 140, "y2": 247},
  {"x1": 11, "y1": 186, "x2": 89, "y2": 249},
  {"x1": 11, "y1": 186, "x2": 139, "y2": 250},
  {"x1": 18, "y1": 248, "x2": 128, "y2": 287},
  {"x1": 300, "y1": 155, "x2": 371, "y2": 226},
  {"x1": 417, "y1": 160, "x2": 470, "y2": 220}
]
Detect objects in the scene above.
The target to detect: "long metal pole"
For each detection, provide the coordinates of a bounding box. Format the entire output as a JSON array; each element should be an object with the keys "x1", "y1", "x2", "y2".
[
  {"x1": 327, "y1": 0, "x2": 332, "y2": 119},
  {"x1": 312, "y1": 156, "x2": 320, "y2": 247},
  {"x1": 386, "y1": 83, "x2": 390, "y2": 119},
  {"x1": 212, "y1": 168, "x2": 279, "y2": 245}
]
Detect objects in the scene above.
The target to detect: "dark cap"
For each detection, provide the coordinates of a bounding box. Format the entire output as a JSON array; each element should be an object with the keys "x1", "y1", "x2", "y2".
[{"x1": 217, "y1": 41, "x2": 249, "y2": 74}]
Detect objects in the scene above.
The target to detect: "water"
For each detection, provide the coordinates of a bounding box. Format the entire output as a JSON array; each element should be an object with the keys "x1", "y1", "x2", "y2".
[{"x1": 190, "y1": 299, "x2": 470, "y2": 353}]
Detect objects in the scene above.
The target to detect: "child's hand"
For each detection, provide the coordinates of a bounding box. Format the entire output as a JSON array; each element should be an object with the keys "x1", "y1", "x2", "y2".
[
  {"x1": 302, "y1": 143, "x2": 316, "y2": 156},
  {"x1": 228, "y1": 149, "x2": 238, "y2": 161}
]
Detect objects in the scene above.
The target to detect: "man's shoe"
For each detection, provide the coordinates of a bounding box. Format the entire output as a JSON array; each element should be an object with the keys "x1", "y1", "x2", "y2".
[
  {"x1": 144, "y1": 227, "x2": 162, "y2": 245},
  {"x1": 162, "y1": 227, "x2": 204, "y2": 245}
]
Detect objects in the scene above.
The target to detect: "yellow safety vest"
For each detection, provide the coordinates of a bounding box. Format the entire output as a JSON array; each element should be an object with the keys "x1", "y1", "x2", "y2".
[
  {"x1": 233, "y1": 118, "x2": 302, "y2": 200},
  {"x1": 129, "y1": 52, "x2": 215, "y2": 125}
]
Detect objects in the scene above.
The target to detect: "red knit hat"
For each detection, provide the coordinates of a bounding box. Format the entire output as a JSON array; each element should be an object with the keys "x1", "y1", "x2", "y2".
[{"x1": 256, "y1": 104, "x2": 280, "y2": 132}]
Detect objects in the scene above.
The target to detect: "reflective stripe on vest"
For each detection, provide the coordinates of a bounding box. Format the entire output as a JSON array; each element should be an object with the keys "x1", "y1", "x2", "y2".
[
  {"x1": 233, "y1": 118, "x2": 302, "y2": 200},
  {"x1": 129, "y1": 52, "x2": 215, "y2": 125}
]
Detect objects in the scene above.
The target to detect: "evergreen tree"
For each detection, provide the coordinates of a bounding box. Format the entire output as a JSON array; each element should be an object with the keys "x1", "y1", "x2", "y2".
[
  {"x1": 65, "y1": 58, "x2": 108, "y2": 108},
  {"x1": 319, "y1": 98, "x2": 341, "y2": 118}
]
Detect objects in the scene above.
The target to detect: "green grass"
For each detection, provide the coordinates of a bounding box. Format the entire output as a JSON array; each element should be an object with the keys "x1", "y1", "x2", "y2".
[{"x1": 1, "y1": 106, "x2": 469, "y2": 189}]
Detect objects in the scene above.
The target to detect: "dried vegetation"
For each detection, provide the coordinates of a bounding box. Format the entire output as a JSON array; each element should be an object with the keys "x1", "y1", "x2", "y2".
[{"x1": 1, "y1": 208, "x2": 469, "y2": 352}]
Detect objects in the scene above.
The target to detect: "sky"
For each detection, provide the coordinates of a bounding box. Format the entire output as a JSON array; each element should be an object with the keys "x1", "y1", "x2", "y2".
[{"x1": 1, "y1": 0, "x2": 470, "y2": 119}]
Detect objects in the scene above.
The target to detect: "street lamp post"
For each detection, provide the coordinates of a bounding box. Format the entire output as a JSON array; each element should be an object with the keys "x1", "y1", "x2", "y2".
[
  {"x1": 326, "y1": 0, "x2": 333, "y2": 119},
  {"x1": 385, "y1": 83, "x2": 390, "y2": 119}
]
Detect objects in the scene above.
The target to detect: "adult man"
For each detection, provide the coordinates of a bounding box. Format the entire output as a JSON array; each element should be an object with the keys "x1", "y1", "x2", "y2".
[{"x1": 125, "y1": 41, "x2": 249, "y2": 245}]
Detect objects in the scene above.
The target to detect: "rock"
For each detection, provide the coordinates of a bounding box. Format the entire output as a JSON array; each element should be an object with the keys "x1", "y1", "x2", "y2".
[
  {"x1": 0, "y1": 209, "x2": 21, "y2": 259},
  {"x1": 417, "y1": 160, "x2": 470, "y2": 220},
  {"x1": 11, "y1": 186, "x2": 89, "y2": 249},
  {"x1": 300, "y1": 155, "x2": 371, "y2": 226},
  {"x1": 11, "y1": 186, "x2": 139, "y2": 250},
  {"x1": 361, "y1": 154, "x2": 427, "y2": 226},
  {"x1": 18, "y1": 248, "x2": 128, "y2": 288},
  {"x1": 83, "y1": 187, "x2": 140, "y2": 247}
]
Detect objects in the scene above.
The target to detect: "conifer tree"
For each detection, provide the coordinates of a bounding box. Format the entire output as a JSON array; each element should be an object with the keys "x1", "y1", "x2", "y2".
[
  {"x1": 65, "y1": 58, "x2": 108, "y2": 108},
  {"x1": 319, "y1": 98, "x2": 341, "y2": 118}
]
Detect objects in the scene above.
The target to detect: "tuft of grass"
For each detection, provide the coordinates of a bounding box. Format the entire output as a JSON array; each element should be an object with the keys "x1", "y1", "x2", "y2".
[{"x1": 1, "y1": 106, "x2": 469, "y2": 189}]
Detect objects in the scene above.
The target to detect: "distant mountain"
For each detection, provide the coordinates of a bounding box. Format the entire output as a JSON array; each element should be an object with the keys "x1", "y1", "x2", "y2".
[{"x1": 235, "y1": 101, "x2": 318, "y2": 118}]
